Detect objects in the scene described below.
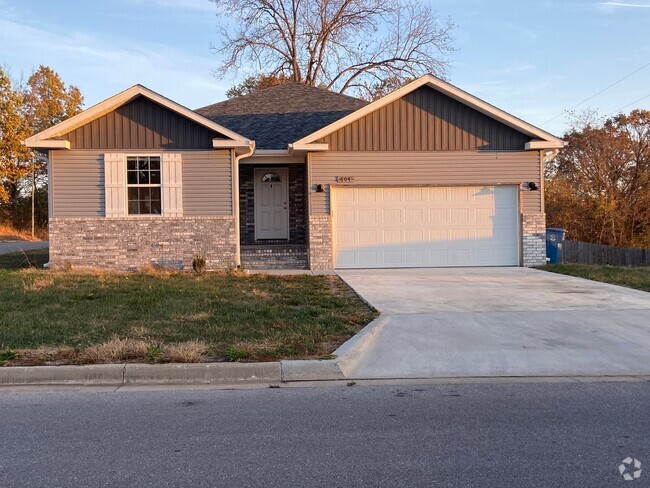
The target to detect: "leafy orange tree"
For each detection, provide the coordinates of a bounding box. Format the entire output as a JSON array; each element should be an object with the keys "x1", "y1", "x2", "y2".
[
  {"x1": 0, "y1": 65, "x2": 83, "y2": 231},
  {"x1": 546, "y1": 110, "x2": 650, "y2": 247},
  {"x1": 0, "y1": 67, "x2": 31, "y2": 220}
]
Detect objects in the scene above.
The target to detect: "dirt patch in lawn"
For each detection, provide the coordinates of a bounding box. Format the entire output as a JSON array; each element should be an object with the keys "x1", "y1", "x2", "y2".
[{"x1": 0, "y1": 267, "x2": 377, "y2": 366}]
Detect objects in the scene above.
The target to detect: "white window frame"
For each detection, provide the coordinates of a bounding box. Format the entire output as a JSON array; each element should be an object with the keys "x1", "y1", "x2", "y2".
[{"x1": 124, "y1": 154, "x2": 164, "y2": 217}]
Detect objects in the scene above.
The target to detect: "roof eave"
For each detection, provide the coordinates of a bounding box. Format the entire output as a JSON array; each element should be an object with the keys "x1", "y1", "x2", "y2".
[{"x1": 23, "y1": 138, "x2": 70, "y2": 150}]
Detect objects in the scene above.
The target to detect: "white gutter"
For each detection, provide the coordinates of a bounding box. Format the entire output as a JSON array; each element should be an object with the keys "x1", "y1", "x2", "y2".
[{"x1": 232, "y1": 141, "x2": 256, "y2": 267}]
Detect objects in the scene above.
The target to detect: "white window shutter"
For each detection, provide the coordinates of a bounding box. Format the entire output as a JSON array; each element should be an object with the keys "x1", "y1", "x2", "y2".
[
  {"x1": 162, "y1": 153, "x2": 183, "y2": 217},
  {"x1": 104, "y1": 153, "x2": 126, "y2": 218}
]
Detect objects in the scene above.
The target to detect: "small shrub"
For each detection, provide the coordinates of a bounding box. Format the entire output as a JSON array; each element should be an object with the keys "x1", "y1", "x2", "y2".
[
  {"x1": 63, "y1": 261, "x2": 72, "y2": 272},
  {"x1": 0, "y1": 349, "x2": 17, "y2": 366},
  {"x1": 192, "y1": 255, "x2": 206, "y2": 273},
  {"x1": 226, "y1": 347, "x2": 249, "y2": 362},
  {"x1": 147, "y1": 345, "x2": 162, "y2": 363}
]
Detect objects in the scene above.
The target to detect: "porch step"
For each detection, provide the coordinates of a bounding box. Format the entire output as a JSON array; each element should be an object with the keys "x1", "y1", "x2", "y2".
[{"x1": 240, "y1": 244, "x2": 308, "y2": 270}]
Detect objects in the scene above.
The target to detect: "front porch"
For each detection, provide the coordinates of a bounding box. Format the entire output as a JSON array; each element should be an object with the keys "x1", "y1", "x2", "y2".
[{"x1": 239, "y1": 163, "x2": 309, "y2": 269}]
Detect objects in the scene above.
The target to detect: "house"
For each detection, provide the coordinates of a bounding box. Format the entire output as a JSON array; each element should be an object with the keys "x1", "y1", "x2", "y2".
[{"x1": 25, "y1": 75, "x2": 564, "y2": 271}]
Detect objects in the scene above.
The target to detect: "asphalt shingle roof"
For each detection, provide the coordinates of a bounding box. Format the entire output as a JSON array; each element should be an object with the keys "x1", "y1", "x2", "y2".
[{"x1": 194, "y1": 83, "x2": 368, "y2": 150}]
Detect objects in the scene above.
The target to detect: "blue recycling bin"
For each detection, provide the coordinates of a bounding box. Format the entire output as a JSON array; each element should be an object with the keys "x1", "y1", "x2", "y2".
[{"x1": 546, "y1": 228, "x2": 566, "y2": 264}]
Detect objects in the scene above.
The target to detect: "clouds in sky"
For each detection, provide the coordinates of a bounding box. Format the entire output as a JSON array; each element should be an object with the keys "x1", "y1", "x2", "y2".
[
  {"x1": 599, "y1": 1, "x2": 650, "y2": 9},
  {"x1": 0, "y1": 3, "x2": 227, "y2": 109}
]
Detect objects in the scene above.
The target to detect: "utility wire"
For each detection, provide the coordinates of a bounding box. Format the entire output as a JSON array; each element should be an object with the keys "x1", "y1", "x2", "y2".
[
  {"x1": 543, "y1": 61, "x2": 650, "y2": 124},
  {"x1": 606, "y1": 92, "x2": 650, "y2": 117}
]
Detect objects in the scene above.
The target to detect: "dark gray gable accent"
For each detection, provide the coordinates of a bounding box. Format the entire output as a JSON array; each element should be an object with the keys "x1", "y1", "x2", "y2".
[
  {"x1": 63, "y1": 95, "x2": 229, "y2": 150},
  {"x1": 318, "y1": 86, "x2": 532, "y2": 151}
]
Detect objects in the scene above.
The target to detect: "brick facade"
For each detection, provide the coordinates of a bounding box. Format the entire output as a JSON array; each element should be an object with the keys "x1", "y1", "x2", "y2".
[
  {"x1": 239, "y1": 164, "x2": 306, "y2": 245},
  {"x1": 522, "y1": 212, "x2": 546, "y2": 267},
  {"x1": 307, "y1": 215, "x2": 332, "y2": 269},
  {"x1": 49, "y1": 217, "x2": 236, "y2": 271}
]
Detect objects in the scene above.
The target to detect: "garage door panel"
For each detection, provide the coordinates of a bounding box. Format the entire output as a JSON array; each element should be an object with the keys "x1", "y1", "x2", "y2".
[{"x1": 333, "y1": 186, "x2": 519, "y2": 268}]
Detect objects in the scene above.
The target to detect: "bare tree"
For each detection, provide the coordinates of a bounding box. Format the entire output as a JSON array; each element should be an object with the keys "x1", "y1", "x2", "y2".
[{"x1": 211, "y1": 0, "x2": 455, "y2": 98}]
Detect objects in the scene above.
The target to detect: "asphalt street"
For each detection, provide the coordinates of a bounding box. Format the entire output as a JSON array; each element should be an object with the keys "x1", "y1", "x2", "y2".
[{"x1": 1, "y1": 380, "x2": 649, "y2": 487}]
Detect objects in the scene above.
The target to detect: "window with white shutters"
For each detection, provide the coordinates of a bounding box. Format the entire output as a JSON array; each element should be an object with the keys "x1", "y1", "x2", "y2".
[{"x1": 103, "y1": 153, "x2": 183, "y2": 217}]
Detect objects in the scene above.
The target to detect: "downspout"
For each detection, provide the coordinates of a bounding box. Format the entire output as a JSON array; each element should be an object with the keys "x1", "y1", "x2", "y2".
[{"x1": 232, "y1": 141, "x2": 255, "y2": 267}]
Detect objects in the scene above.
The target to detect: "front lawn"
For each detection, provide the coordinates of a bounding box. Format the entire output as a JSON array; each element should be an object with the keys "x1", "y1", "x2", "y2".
[
  {"x1": 0, "y1": 256, "x2": 377, "y2": 366},
  {"x1": 543, "y1": 264, "x2": 650, "y2": 292}
]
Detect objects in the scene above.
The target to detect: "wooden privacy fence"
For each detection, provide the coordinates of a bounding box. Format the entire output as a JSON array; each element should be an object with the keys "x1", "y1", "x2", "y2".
[{"x1": 561, "y1": 240, "x2": 650, "y2": 266}]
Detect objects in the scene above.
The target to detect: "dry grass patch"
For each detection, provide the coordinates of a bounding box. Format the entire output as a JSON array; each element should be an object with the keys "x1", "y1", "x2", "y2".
[
  {"x1": 21, "y1": 272, "x2": 55, "y2": 292},
  {"x1": 172, "y1": 312, "x2": 212, "y2": 323},
  {"x1": 80, "y1": 337, "x2": 150, "y2": 364},
  {"x1": 0, "y1": 224, "x2": 44, "y2": 242},
  {"x1": 162, "y1": 340, "x2": 209, "y2": 363},
  {"x1": 9, "y1": 346, "x2": 77, "y2": 366},
  {"x1": 246, "y1": 288, "x2": 271, "y2": 299}
]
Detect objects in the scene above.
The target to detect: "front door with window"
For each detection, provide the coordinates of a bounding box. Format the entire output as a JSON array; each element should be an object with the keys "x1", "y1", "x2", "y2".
[{"x1": 254, "y1": 168, "x2": 289, "y2": 240}]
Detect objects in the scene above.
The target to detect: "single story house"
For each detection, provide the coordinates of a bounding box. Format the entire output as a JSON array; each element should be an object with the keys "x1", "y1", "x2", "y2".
[{"x1": 25, "y1": 75, "x2": 564, "y2": 271}]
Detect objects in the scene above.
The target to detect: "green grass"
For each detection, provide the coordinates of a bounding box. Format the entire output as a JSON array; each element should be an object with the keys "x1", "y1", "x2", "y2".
[
  {"x1": 0, "y1": 249, "x2": 49, "y2": 269},
  {"x1": 543, "y1": 264, "x2": 650, "y2": 292},
  {"x1": 0, "y1": 259, "x2": 377, "y2": 365}
]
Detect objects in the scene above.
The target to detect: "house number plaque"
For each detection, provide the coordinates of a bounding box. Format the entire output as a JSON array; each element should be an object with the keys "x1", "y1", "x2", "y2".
[{"x1": 334, "y1": 176, "x2": 355, "y2": 183}]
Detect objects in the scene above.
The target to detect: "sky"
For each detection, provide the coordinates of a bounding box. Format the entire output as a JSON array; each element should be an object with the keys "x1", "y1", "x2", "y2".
[{"x1": 1, "y1": 0, "x2": 649, "y2": 137}]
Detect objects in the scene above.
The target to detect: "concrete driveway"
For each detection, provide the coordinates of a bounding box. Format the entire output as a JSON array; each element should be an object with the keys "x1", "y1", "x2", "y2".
[{"x1": 334, "y1": 267, "x2": 650, "y2": 379}]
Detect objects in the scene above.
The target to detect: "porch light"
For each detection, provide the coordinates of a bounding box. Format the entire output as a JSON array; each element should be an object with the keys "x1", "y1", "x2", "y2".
[
  {"x1": 523, "y1": 181, "x2": 538, "y2": 191},
  {"x1": 315, "y1": 184, "x2": 325, "y2": 193}
]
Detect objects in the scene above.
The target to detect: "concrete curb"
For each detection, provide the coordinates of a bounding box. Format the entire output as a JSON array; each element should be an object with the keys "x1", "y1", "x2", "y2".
[
  {"x1": 0, "y1": 362, "x2": 283, "y2": 386},
  {"x1": 124, "y1": 362, "x2": 281, "y2": 384},
  {"x1": 332, "y1": 316, "x2": 389, "y2": 376},
  {"x1": 280, "y1": 360, "x2": 345, "y2": 381},
  {"x1": 0, "y1": 364, "x2": 125, "y2": 386}
]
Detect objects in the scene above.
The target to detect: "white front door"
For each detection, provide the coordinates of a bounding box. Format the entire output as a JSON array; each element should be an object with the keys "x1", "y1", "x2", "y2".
[{"x1": 254, "y1": 168, "x2": 289, "y2": 240}]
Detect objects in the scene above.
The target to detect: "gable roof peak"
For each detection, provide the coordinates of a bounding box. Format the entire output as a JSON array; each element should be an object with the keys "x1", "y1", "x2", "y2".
[
  {"x1": 293, "y1": 73, "x2": 565, "y2": 149},
  {"x1": 25, "y1": 84, "x2": 250, "y2": 149}
]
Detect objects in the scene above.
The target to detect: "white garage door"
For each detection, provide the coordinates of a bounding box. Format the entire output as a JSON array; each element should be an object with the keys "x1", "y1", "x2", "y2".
[{"x1": 332, "y1": 186, "x2": 519, "y2": 268}]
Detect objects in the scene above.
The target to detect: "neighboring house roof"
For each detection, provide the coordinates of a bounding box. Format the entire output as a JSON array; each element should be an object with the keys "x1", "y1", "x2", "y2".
[
  {"x1": 293, "y1": 74, "x2": 565, "y2": 150},
  {"x1": 25, "y1": 85, "x2": 251, "y2": 150},
  {"x1": 195, "y1": 83, "x2": 368, "y2": 150}
]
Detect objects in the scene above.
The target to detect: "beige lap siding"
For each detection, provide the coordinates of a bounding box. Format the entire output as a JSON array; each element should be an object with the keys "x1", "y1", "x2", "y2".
[
  {"x1": 181, "y1": 150, "x2": 232, "y2": 216},
  {"x1": 309, "y1": 151, "x2": 542, "y2": 214},
  {"x1": 50, "y1": 150, "x2": 105, "y2": 217},
  {"x1": 50, "y1": 150, "x2": 232, "y2": 218}
]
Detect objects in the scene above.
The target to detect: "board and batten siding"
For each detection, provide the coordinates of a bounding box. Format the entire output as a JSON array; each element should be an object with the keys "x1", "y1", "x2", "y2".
[
  {"x1": 318, "y1": 86, "x2": 532, "y2": 152},
  {"x1": 50, "y1": 150, "x2": 232, "y2": 218},
  {"x1": 309, "y1": 151, "x2": 542, "y2": 215},
  {"x1": 62, "y1": 96, "x2": 227, "y2": 150}
]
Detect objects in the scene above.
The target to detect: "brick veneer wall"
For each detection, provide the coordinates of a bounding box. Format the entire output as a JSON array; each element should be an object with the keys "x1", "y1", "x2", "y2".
[
  {"x1": 49, "y1": 217, "x2": 236, "y2": 271},
  {"x1": 239, "y1": 164, "x2": 306, "y2": 245},
  {"x1": 308, "y1": 215, "x2": 332, "y2": 269},
  {"x1": 522, "y1": 212, "x2": 546, "y2": 267}
]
